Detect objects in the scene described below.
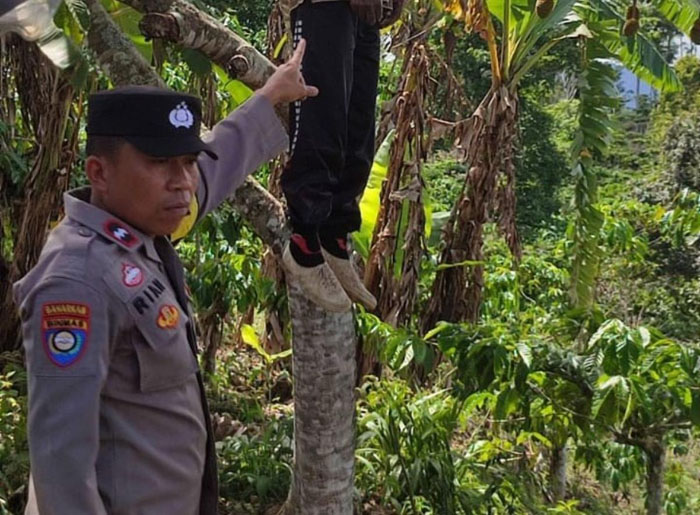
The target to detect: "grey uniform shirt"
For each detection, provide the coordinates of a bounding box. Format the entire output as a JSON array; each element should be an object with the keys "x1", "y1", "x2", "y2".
[{"x1": 13, "y1": 93, "x2": 287, "y2": 515}]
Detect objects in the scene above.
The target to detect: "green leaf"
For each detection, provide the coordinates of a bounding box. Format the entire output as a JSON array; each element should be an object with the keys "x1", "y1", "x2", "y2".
[
  {"x1": 213, "y1": 65, "x2": 254, "y2": 110},
  {"x1": 494, "y1": 387, "x2": 520, "y2": 420},
  {"x1": 588, "y1": 3, "x2": 682, "y2": 93},
  {"x1": 638, "y1": 326, "x2": 651, "y2": 348},
  {"x1": 269, "y1": 349, "x2": 293, "y2": 362},
  {"x1": 655, "y1": 0, "x2": 700, "y2": 34},
  {"x1": 273, "y1": 33, "x2": 288, "y2": 60},
  {"x1": 609, "y1": 34, "x2": 682, "y2": 93},
  {"x1": 353, "y1": 130, "x2": 396, "y2": 258},
  {"x1": 108, "y1": 3, "x2": 152, "y2": 62},
  {"x1": 464, "y1": 391, "x2": 495, "y2": 414},
  {"x1": 64, "y1": 0, "x2": 90, "y2": 31},
  {"x1": 592, "y1": 375, "x2": 630, "y2": 425},
  {"x1": 435, "y1": 259, "x2": 486, "y2": 271},
  {"x1": 241, "y1": 324, "x2": 271, "y2": 363},
  {"x1": 516, "y1": 431, "x2": 552, "y2": 447},
  {"x1": 227, "y1": 80, "x2": 254, "y2": 107},
  {"x1": 428, "y1": 211, "x2": 451, "y2": 247},
  {"x1": 424, "y1": 322, "x2": 451, "y2": 342},
  {"x1": 508, "y1": 0, "x2": 579, "y2": 73},
  {"x1": 413, "y1": 339, "x2": 428, "y2": 366},
  {"x1": 516, "y1": 342, "x2": 533, "y2": 368},
  {"x1": 398, "y1": 342, "x2": 414, "y2": 372},
  {"x1": 182, "y1": 48, "x2": 212, "y2": 77}
]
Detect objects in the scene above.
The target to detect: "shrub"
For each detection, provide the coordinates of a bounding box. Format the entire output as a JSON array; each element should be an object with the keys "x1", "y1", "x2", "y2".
[
  {"x1": 0, "y1": 359, "x2": 29, "y2": 515},
  {"x1": 664, "y1": 116, "x2": 700, "y2": 192}
]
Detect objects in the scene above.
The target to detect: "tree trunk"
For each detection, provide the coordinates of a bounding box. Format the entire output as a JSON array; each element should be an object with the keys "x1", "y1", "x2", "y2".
[
  {"x1": 550, "y1": 444, "x2": 567, "y2": 503},
  {"x1": 644, "y1": 439, "x2": 665, "y2": 515},
  {"x1": 84, "y1": 5, "x2": 359, "y2": 513},
  {"x1": 363, "y1": 42, "x2": 428, "y2": 328},
  {"x1": 421, "y1": 86, "x2": 519, "y2": 332},
  {"x1": 202, "y1": 312, "x2": 223, "y2": 377},
  {"x1": 282, "y1": 281, "x2": 356, "y2": 515}
]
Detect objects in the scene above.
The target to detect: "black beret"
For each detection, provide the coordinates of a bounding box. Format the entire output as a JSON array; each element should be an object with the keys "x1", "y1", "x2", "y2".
[{"x1": 87, "y1": 85, "x2": 218, "y2": 160}]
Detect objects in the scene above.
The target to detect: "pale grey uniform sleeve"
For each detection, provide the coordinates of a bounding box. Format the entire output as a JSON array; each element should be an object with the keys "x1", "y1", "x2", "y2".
[
  {"x1": 18, "y1": 278, "x2": 112, "y2": 515},
  {"x1": 196, "y1": 93, "x2": 288, "y2": 218}
]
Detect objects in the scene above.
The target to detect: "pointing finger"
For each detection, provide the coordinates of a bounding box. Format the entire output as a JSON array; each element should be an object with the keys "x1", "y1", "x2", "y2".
[{"x1": 290, "y1": 38, "x2": 307, "y2": 67}]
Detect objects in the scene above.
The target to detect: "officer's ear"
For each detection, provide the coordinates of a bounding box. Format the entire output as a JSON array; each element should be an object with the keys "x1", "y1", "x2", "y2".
[
  {"x1": 85, "y1": 136, "x2": 124, "y2": 193},
  {"x1": 85, "y1": 155, "x2": 110, "y2": 195}
]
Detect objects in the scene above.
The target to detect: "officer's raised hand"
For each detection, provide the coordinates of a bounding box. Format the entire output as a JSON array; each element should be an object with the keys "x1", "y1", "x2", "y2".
[{"x1": 258, "y1": 39, "x2": 319, "y2": 105}]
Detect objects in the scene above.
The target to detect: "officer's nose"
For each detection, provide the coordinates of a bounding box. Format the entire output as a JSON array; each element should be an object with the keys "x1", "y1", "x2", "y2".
[{"x1": 168, "y1": 159, "x2": 198, "y2": 192}]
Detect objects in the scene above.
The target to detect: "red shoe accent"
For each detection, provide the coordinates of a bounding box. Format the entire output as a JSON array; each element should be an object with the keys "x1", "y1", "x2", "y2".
[{"x1": 291, "y1": 234, "x2": 320, "y2": 255}]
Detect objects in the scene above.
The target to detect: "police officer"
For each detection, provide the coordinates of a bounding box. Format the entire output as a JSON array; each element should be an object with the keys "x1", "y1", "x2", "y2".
[{"x1": 13, "y1": 41, "x2": 317, "y2": 515}]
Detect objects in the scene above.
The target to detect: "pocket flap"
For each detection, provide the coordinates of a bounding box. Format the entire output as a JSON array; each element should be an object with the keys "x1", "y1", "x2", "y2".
[{"x1": 131, "y1": 303, "x2": 198, "y2": 392}]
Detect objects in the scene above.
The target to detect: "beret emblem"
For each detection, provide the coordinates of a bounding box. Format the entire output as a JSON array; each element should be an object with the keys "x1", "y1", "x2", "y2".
[{"x1": 169, "y1": 102, "x2": 194, "y2": 129}]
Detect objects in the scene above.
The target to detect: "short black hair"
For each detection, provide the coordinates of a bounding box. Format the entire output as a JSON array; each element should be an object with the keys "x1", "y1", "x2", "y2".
[{"x1": 85, "y1": 135, "x2": 126, "y2": 159}]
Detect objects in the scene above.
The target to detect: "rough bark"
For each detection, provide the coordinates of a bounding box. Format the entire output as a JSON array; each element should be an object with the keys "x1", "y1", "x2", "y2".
[
  {"x1": 550, "y1": 444, "x2": 567, "y2": 503},
  {"x1": 282, "y1": 280, "x2": 356, "y2": 515},
  {"x1": 229, "y1": 177, "x2": 289, "y2": 254},
  {"x1": 133, "y1": 0, "x2": 275, "y2": 90}
]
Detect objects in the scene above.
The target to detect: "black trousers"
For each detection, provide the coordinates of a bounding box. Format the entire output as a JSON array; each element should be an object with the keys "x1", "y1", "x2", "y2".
[{"x1": 281, "y1": 0, "x2": 380, "y2": 238}]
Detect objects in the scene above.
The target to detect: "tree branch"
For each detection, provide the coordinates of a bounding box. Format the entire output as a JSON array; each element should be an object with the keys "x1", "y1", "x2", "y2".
[
  {"x1": 229, "y1": 176, "x2": 289, "y2": 254},
  {"x1": 120, "y1": 0, "x2": 276, "y2": 90}
]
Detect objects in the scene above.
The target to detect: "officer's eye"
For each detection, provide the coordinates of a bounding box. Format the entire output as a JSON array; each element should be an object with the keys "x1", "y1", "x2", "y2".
[{"x1": 151, "y1": 157, "x2": 169, "y2": 165}]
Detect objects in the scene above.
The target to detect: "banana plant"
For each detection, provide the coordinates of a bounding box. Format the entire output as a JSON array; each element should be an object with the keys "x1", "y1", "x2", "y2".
[{"x1": 422, "y1": 0, "x2": 688, "y2": 331}]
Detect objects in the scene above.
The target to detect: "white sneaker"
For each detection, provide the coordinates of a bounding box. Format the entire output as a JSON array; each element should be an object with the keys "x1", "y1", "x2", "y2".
[
  {"x1": 282, "y1": 243, "x2": 352, "y2": 313},
  {"x1": 322, "y1": 249, "x2": 377, "y2": 311}
]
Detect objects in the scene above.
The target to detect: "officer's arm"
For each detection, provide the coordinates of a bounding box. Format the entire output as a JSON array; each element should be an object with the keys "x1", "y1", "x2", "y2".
[
  {"x1": 194, "y1": 93, "x2": 288, "y2": 219},
  {"x1": 19, "y1": 278, "x2": 112, "y2": 515}
]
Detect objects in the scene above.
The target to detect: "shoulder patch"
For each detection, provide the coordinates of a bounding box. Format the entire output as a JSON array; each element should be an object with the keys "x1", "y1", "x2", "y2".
[
  {"x1": 41, "y1": 302, "x2": 90, "y2": 368},
  {"x1": 103, "y1": 219, "x2": 139, "y2": 248}
]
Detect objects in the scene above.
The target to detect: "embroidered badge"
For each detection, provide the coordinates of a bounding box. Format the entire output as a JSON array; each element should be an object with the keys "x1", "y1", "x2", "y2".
[
  {"x1": 169, "y1": 102, "x2": 194, "y2": 129},
  {"x1": 122, "y1": 263, "x2": 144, "y2": 287},
  {"x1": 156, "y1": 304, "x2": 180, "y2": 329},
  {"x1": 41, "y1": 303, "x2": 90, "y2": 368},
  {"x1": 104, "y1": 219, "x2": 139, "y2": 248}
]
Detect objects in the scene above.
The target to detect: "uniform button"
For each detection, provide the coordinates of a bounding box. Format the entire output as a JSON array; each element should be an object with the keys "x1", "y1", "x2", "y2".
[{"x1": 78, "y1": 227, "x2": 92, "y2": 237}]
